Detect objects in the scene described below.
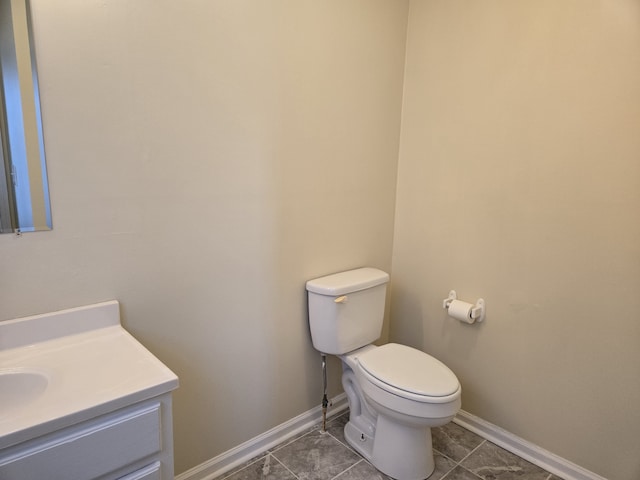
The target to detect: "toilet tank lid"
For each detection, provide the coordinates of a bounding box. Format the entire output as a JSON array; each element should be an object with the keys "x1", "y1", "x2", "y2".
[{"x1": 306, "y1": 268, "x2": 389, "y2": 296}]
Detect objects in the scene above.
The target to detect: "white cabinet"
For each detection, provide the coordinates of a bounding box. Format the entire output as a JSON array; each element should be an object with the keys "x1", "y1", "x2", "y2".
[
  {"x1": 0, "y1": 301, "x2": 179, "y2": 480},
  {"x1": 0, "y1": 394, "x2": 175, "y2": 480},
  {"x1": 118, "y1": 461, "x2": 162, "y2": 480}
]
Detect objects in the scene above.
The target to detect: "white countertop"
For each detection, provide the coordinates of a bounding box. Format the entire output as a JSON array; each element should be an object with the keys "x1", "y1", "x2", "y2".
[{"x1": 0, "y1": 301, "x2": 179, "y2": 449}]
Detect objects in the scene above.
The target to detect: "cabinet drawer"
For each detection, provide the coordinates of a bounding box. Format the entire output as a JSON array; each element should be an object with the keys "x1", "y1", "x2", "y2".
[
  {"x1": 0, "y1": 402, "x2": 161, "y2": 480},
  {"x1": 118, "y1": 461, "x2": 161, "y2": 480}
]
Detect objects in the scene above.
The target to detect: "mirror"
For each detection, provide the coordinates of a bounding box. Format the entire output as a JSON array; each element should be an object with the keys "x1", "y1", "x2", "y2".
[{"x1": 0, "y1": 0, "x2": 51, "y2": 234}]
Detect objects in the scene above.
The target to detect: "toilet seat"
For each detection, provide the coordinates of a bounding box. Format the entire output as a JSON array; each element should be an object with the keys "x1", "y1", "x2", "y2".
[{"x1": 357, "y1": 343, "x2": 460, "y2": 403}]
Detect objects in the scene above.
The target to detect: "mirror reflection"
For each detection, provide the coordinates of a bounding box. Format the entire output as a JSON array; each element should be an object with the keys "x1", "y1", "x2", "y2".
[{"x1": 0, "y1": 0, "x2": 51, "y2": 234}]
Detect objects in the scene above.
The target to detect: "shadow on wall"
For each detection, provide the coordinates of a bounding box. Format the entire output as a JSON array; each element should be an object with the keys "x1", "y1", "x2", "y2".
[
  {"x1": 389, "y1": 284, "x2": 483, "y2": 364},
  {"x1": 388, "y1": 284, "x2": 424, "y2": 351},
  {"x1": 438, "y1": 299, "x2": 482, "y2": 364}
]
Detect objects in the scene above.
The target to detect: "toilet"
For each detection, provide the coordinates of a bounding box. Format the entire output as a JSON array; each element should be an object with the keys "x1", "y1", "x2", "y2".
[{"x1": 306, "y1": 267, "x2": 461, "y2": 480}]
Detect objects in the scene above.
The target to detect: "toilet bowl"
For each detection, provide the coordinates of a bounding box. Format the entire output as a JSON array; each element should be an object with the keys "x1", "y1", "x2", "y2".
[
  {"x1": 306, "y1": 268, "x2": 461, "y2": 480},
  {"x1": 341, "y1": 343, "x2": 461, "y2": 480}
]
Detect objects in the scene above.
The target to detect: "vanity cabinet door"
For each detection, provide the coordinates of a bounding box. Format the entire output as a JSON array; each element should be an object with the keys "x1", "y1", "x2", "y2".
[
  {"x1": 0, "y1": 402, "x2": 162, "y2": 480},
  {"x1": 117, "y1": 461, "x2": 162, "y2": 480}
]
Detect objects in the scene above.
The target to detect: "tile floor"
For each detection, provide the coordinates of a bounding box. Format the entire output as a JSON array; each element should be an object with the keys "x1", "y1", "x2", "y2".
[{"x1": 215, "y1": 411, "x2": 563, "y2": 480}]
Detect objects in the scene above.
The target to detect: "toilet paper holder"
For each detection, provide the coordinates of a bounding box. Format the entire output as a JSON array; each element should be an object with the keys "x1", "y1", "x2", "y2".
[{"x1": 442, "y1": 290, "x2": 485, "y2": 323}]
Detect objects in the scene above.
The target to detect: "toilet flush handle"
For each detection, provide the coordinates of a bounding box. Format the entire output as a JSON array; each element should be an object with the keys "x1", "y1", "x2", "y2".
[{"x1": 334, "y1": 295, "x2": 348, "y2": 304}]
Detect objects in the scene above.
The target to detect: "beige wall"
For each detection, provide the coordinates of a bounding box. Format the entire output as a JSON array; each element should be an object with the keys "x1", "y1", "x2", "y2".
[
  {"x1": 0, "y1": 0, "x2": 408, "y2": 474},
  {"x1": 391, "y1": 1, "x2": 640, "y2": 479},
  {"x1": 3, "y1": 1, "x2": 639, "y2": 478}
]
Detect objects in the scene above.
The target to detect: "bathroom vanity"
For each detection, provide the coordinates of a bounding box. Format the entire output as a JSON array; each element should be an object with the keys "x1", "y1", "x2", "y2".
[{"x1": 0, "y1": 301, "x2": 179, "y2": 480}]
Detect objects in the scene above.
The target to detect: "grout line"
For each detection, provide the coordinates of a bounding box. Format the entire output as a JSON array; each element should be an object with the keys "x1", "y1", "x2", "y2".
[
  {"x1": 217, "y1": 416, "x2": 559, "y2": 480},
  {"x1": 440, "y1": 463, "x2": 484, "y2": 480},
  {"x1": 432, "y1": 450, "x2": 458, "y2": 479},
  {"x1": 459, "y1": 464, "x2": 486, "y2": 480},
  {"x1": 457, "y1": 439, "x2": 487, "y2": 465},
  {"x1": 330, "y1": 459, "x2": 365, "y2": 480},
  {"x1": 438, "y1": 439, "x2": 487, "y2": 480},
  {"x1": 325, "y1": 430, "x2": 357, "y2": 454},
  {"x1": 433, "y1": 447, "x2": 456, "y2": 464},
  {"x1": 270, "y1": 453, "x2": 300, "y2": 480},
  {"x1": 321, "y1": 416, "x2": 358, "y2": 454},
  {"x1": 269, "y1": 425, "x2": 317, "y2": 454},
  {"x1": 217, "y1": 453, "x2": 268, "y2": 480}
]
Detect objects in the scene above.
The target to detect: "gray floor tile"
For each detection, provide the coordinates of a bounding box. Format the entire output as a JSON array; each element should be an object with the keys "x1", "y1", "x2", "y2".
[
  {"x1": 334, "y1": 459, "x2": 393, "y2": 480},
  {"x1": 269, "y1": 423, "x2": 324, "y2": 453},
  {"x1": 432, "y1": 423, "x2": 485, "y2": 462},
  {"x1": 431, "y1": 451, "x2": 459, "y2": 480},
  {"x1": 442, "y1": 465, "x2": 484, "y2": 480},
  {"x1": 222, "y1": 454, "x2": 297, "y2": 480},
  {"x1": 325, "y1": 411, "x2": 349, "y2": 446},
  {"x1": 461, "y1": 442, "x2": 554, "y2": 480},
  {"x1": 220, "y1": 453, "x2": 270, "y2": 479},
  {"x1": 272, "y1": 428, "x2": 361, "y2": 480},
  {"x1": 213, "y1": 412, "x2": 561, "y2": 480}
]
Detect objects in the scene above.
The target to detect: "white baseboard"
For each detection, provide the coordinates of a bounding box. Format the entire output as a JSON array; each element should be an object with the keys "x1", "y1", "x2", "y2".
[
  {"x1": 175, "y1": 393, "x2": 348, "y2": 480},
  {"x1": 453, "y1": 410, "x2": 607, "y2": 480},
  {"x1": 175, "y1": 398, "x2": 605, "y2": 480}
]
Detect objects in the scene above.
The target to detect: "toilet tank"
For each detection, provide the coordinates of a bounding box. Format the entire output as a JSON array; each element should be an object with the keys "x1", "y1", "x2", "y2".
[{"x1": 306, "y1": 268, "x2": 389, "y2": 355}]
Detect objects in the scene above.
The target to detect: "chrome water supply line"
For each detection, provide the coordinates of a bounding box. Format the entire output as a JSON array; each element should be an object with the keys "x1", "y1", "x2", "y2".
[{"x1": 321, "y1": 354, "x2": 328, "y2": 432}]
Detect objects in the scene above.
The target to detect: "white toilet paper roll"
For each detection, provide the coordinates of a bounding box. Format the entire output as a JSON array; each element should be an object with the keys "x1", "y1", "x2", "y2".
[{"x1": 447, "y1": 299, "x2": 475, "y2": 324}]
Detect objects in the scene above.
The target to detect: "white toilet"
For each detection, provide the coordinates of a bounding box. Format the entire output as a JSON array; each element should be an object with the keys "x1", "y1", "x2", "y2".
[{"x1": 306, "y1": 267, "x2": 461, "y2": 480}]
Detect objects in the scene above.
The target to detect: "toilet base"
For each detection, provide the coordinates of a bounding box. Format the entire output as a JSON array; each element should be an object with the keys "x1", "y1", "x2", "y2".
[{"x1": 344, "y1": 414, "x2": 435, "y2": 480}]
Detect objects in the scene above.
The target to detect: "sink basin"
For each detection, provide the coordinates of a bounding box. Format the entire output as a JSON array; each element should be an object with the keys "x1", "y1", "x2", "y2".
[
  {"x1": 0, "y1": 370, "x2": 49, "y2": 413},
  {"x1": 0, "y1": 300, "x2": 178, "y2": 450}
]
